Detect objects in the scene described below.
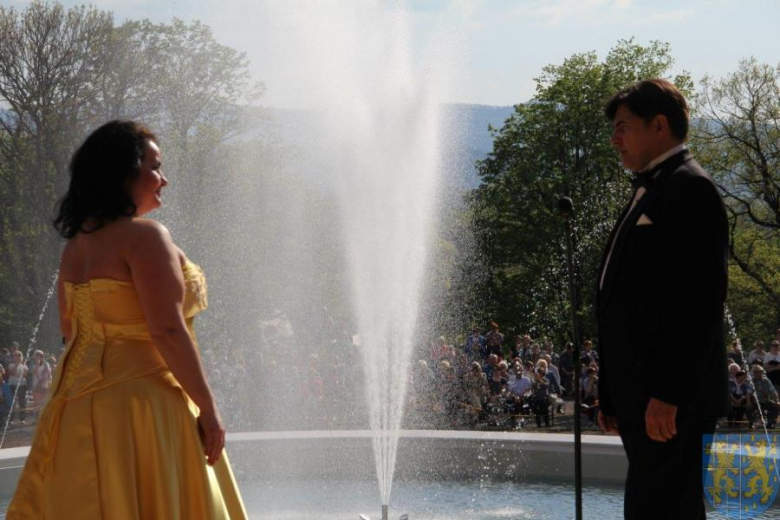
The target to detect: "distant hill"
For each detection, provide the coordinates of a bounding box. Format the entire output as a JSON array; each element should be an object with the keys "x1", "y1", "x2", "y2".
[
  {"x1": 441, "y1": 103, "x2": 516, "y2": 187},
  {"x1": 253, "y1": 103, "x2": 516, "y2": 188}
]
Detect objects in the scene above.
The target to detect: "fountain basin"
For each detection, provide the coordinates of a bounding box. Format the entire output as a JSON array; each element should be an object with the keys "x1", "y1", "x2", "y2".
[
  {"x1": 0, "y1": 430, "x2": 628, "y2": 501},
  {"x1": 223, "y1": 430, "x2": 627, "y2": 484},
  {"x1": 3, "y1": 432, "x2": 778, "y2": 518}
]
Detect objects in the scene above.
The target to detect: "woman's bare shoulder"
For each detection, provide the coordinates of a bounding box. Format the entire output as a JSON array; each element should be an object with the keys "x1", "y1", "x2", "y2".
[
  {"x1": 124, "y1": 217, "x2": 171, "y2": 237},
  {"x1": 124, "y1": 218, "x2": 185, "y2": 263}
]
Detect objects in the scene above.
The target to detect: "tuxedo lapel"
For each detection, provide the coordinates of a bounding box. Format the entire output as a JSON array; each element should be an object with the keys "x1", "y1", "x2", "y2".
[
  {"x1": 597, "y1": 150, "x2": 692, "y2": 311},
  {"x1": 596, "y1": 197, "x2": 633, "y2": 310}
]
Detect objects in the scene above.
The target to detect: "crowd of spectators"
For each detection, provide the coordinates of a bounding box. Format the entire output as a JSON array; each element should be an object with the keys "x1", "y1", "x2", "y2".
[
  {"x1": 0, "y1": 342, "x2": 54, "y2": 426},
  {"x1": 407, "y1": 322, "x2": 600, "y2": 430},
  {"x1": 9, "y1": 320, "x2": 779, "y2": 435},
  {"x1": 726, "y1": 330, "x2": 780, "y2": 430},
  {"x1": 197, "y1": 317, "x2": 601, "y2": 432}
]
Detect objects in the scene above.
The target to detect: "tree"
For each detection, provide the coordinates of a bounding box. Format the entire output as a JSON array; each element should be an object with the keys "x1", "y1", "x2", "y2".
[
  {"x1": 471, "y1": 39, "x2": 691, "y2": 344},
  {"x1": 692, "y1": 58, "x2": 780, "y2": 342},
  {"x1": 147, "y1": 18, "x2": 264, "y2": 252},
  {"x1": 0, "y1": 2, "x2": 115, "y2": 345},
  {"x1": 0, "y1": 2, "x2": 262, "y2": 348}
]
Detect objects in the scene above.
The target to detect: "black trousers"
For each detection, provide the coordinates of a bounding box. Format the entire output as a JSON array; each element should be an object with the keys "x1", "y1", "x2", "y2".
[{"x1": 618, "y1": 416, "x2": 717, "y2": 520}]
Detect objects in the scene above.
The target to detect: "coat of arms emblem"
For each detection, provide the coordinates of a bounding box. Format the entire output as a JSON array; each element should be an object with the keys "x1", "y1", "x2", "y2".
[{"x1": 704, "y1": 433, "x2": 780, "y2": 518}]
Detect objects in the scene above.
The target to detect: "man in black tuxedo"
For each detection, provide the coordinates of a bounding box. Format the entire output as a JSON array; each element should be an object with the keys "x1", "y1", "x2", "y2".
[{"x1": 596, "y1": 79, "x2": 729, "y2": 519}]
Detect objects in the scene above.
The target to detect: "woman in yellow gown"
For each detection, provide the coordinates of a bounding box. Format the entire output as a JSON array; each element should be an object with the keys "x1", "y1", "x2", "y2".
[{"x1": 8, "y1": 121, "x2": 247, "y2": 519}]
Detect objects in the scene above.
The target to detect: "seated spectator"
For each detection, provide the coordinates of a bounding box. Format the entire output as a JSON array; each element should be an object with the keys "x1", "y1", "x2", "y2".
[
  {"x1": 530, "y1": 364, "x2": 551, "y2": 427},
  {"x1": 728, "y1": 340, "x2": 745, "y2": 368},
  {"x1": 31, "y1": 350, "x2": 52, "y2": 411},
  {"x1": 528, "y1": 344, "x2": 541, "y2": 364},
  {"x1": 455, "y1": 353, "x2": 471, "y2": 379},
  {"x1": 485, "y1": 322, "x2": 504, "y2": 358},
  {"x1": 504, "y1": 363, "x2": 532, "y2": 425},
  {"x1": 508, "y1": 364, "x2": 532, "y2": 398},
  {"x1": 0, "y1": 366, "x2": 11, "y2": 425},
  {"x1": 541, "y1": 355, "x2": 563, "y2": 393},
  {"x1": 728, "y1": 370, "x2": 751, "y2": 428},
  {"x1": 7, "y1": 351, "x2": 28, "y2": 424},
  {"x1": 538, "y1": 358, "x2": 564, "y2": 413},
  {"x1": 465, "y1": 329, "x2": 485, "y2": 361},
  {"x1": 484, "y1": 354, "x2": 499, "y2": 380},
  {"x1": 583, "y1": 340, "x2": 598, "y2": 364},
  {"x1": 462, "y1": 362, "x2": 488, "y2": 411},
  {"x1": 430, "y1": 336, "x2": 451, "y2": 364},
  {"x1": 582, "y1": 367, "x2": 599, "y2": 424},
  {"x1": 727, "y1": 362, "x2": 740, "y2": 381},
  {"x1": 765, "y1": 340, "x2": 780, "y2": 387},
  {"x1": 750, "y1": 365, "x2": 779, "y2": 429},
  {"x1": 747, "y1": 341, "x2": 767, "y2": 366},
  {"x1": 0, "y1": 348, "x2": 10, "y2": 372},
  {"x1": 488, "y1": 361, "x2": 509, "y2": 396}
]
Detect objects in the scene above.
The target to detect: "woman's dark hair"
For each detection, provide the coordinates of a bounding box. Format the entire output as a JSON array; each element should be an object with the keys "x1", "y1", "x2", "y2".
[
  {"x1": 605, "y1": 79, "x2": 689, "y2": 141},
  {"x1": 53, "y1": 120, "x2": 158, "y2": 239}
]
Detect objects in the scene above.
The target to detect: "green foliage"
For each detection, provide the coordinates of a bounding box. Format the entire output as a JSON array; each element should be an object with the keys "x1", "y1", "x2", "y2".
[
  {"x1": 0, "y1": 1, "x2": 261, "y2": 348},
  {"x1": 725, "y1": 235, "x2": 780, "y2": 345},
  {"x1": 470, "y1": 39, "x2": 689, "y2": 344},
  {"x1": 691, "y1": 57, "x2": 780, "y2": 342}
]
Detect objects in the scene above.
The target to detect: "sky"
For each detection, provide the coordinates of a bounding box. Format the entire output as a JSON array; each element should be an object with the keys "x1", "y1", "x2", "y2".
[{"x1": 4, "y1": 0, "x2": 779, "y2": 108}]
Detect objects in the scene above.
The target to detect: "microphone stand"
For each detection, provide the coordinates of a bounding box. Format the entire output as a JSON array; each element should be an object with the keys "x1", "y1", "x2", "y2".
[{"x1": 558, "y1": 196, "x2": 583, "y2": 520}]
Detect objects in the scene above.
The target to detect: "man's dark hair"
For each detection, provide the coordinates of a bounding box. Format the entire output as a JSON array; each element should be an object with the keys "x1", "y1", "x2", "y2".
[
  {"x1": 54, "y1": 120, "x2": 158, "y2": 239},
  {"x1": 605, "y1": 79, "x2": 689, "y2": 141}
]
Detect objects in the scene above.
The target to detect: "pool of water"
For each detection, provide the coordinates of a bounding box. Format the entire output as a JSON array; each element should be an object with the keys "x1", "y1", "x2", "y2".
[
  {"x1": 1, "y1": 478, "x2": 778, "y2": 518},
  {"x1": 241, "y1": 479, "x2": 622, "y2": 519},
  {"x1": 238, "y1": 478, "x2": 780, "y2": 520}
]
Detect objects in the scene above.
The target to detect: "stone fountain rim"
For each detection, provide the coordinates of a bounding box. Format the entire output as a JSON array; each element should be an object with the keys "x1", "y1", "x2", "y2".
[{"x1": 0, "y1": 429, "x2": 621, "y2": 462}]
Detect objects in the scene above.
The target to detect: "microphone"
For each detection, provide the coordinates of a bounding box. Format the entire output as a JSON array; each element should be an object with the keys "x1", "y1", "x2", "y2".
[{"x1": 558, "y1": 193, "x2": 583, "y2": 520}]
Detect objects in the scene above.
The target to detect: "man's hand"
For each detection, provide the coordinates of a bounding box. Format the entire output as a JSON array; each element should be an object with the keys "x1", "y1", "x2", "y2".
[
  {"x1": 597, "y1": 410, "x2": 619, "y2": 435},
  {"x1": 645, "y1": 397, "x2": 677, "y2": 442}
]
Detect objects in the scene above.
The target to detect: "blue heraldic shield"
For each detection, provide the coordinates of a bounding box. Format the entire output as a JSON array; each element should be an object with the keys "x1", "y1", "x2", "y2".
[{"x1": 703, "y1": 433, "x2": 780, "y2": 518}]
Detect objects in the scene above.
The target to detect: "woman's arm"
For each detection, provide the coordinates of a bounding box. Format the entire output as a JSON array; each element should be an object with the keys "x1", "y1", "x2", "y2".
[
  {"x1": 57, "y1": 269, "x2": 72, "y2": 343},
  {"x1": 127, "y1": 220, "x2": 224, "y2": 465}
]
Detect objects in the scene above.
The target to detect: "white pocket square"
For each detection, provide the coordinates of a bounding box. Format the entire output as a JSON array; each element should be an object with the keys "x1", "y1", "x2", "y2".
[{"x1": 636, "y1": 214, "x2": 654, "y2": 226}]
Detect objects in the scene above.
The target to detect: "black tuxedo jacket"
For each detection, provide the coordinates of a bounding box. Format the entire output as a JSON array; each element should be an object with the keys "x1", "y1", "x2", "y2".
[{"x1": 596, "y1": 149, "x2": 730, "y2": 423}]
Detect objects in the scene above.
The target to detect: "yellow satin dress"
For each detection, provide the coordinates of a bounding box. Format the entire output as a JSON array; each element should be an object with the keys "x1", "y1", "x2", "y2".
[{"x1": 8, "y1": 261, "x2": 247, "y2": 520}]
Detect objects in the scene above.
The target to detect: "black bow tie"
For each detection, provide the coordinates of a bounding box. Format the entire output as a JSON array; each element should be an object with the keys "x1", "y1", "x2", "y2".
[{"x1": 631, "y1": 169, "x2": 656, "y2": 190}]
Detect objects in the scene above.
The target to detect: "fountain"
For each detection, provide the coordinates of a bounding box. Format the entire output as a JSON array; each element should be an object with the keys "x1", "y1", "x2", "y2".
[{"x1": 252, "y1": 1, "x2": 458, "y2": 514}]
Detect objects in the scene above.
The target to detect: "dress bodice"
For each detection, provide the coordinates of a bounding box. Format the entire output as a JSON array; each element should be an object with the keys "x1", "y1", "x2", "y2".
[
  {"x1": 63, "y1": 260, "x2": 208, "y2": 327},
  {"x1": 54, "y1": 260, "x2": 208, "y2": 400}
]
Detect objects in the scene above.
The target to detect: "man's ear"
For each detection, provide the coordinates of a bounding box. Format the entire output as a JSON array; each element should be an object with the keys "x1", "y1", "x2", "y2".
[{"x1": 653, "y1": 114, "x2": 669, "y2": 136}]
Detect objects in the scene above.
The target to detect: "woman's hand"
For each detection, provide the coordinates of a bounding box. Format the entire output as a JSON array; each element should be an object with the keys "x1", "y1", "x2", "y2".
[{"x1": 197, "y1": 408, "x2": 225, "y2": 466}]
